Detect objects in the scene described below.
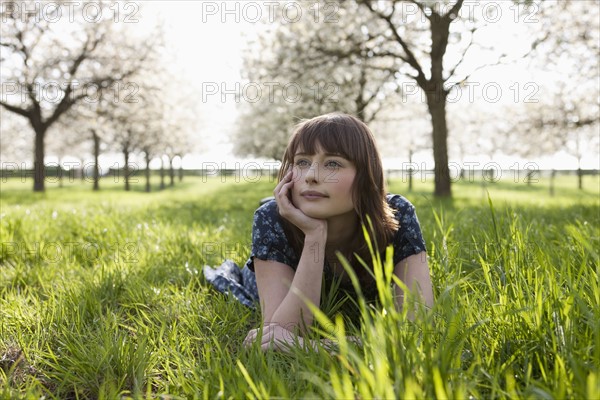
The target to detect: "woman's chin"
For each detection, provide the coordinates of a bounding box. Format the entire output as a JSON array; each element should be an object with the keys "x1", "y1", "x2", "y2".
[
  {"x1": 305, "y1": 212, "x2": 327, "y2": 220},
  {"x1": 297, "y1": 204, "x2": 328, "y2": 220}
]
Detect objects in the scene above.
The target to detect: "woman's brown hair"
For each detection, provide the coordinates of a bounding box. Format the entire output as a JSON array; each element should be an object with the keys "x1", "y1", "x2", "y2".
[{"x1": 277, "y1": 113, "x2": 399, "y2": 275}]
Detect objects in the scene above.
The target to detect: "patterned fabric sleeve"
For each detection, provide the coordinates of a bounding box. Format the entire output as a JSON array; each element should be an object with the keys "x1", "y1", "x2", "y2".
[
  {"x1": 247, "y1": 200, "x2": 298, "y2": 271},
  {"x1": 387, "y1": 194, "x2": 427, "y2": 265}
]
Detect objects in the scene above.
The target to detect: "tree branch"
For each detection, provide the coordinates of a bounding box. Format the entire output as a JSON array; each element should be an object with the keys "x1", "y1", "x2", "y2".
[
  {"x1": 407, "y1": 0, "x2": 429, "y2": 20},
  {"x1": 446, "y1": 0, "x2": 464, "y2": 20},
  {"x1": 0, "y1": 99, "x2": 30, "y2": 119},
  {"x1": 359, "y1": 0, "x2": 427, "y2": 87},
  {"x1": 444, "y1": 27, "x2": 477, "y2": 83}
]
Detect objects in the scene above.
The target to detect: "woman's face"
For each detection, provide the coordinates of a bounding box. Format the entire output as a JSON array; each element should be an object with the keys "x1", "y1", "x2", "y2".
[{"x1": 290, "y1": 145, "x2": 356, "y2": 220}]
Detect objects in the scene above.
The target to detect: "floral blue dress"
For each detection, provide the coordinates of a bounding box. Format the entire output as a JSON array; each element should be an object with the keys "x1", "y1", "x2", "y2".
[{"x1": 203, "y1": 194, "x2": 426, "y2": 308}]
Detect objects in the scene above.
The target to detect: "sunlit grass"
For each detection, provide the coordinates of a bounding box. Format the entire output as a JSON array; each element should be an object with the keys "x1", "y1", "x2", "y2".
[{"x1": 1, "y1": 175, "x2": 598, "y2": 398}]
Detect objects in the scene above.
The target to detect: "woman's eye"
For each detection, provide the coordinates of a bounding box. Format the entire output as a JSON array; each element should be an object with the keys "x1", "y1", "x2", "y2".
[
  {"x1": 325, "y1": 160, "x2": 341, "y2": 168},
  {"x1": 295, "y1": 159, "x2": 310, "y2": 167}
]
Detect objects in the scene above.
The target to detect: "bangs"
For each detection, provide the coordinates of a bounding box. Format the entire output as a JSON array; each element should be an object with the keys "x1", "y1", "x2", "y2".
[{"x1": 289, "y1": 115, "x2": 364, "y2": 162}]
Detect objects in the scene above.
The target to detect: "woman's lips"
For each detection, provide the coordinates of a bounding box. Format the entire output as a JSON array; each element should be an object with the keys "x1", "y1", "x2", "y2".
[{"x1": 301, "y1": 190, "x2": 328, "y2": 199}]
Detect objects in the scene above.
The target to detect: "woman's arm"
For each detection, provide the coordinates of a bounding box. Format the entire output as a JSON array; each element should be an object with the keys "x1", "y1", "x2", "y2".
[
  {"x1": 242, "y1": 232, "x2": 327, "y2": 350},
  {"x1": 254, "y1": 226, "x2": 327, "y2": 330},
  {"x1": 393, "y1": 251, "x2": 434, "y2": 318}
]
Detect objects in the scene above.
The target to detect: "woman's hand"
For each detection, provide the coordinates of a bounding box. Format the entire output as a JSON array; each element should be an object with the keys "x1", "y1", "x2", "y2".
[
  {"x1": 274, "y1": 169, "x2": 327, "y2": 236},
  {"x1": 243, "y1": 324, "x2": 364, "y2": 353},
  {"x1": 243, "y1": 323, "x2": 302, "y2": 351}
]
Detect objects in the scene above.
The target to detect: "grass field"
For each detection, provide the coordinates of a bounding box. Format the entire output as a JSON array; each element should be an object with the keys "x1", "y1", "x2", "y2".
[{"x1": 1, "y1": 174, "x2": 599, "y2": 399}]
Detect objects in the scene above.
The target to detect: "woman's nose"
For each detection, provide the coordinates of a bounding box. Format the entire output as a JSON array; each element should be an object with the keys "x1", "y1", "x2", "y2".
[{"x1": 305, "y1": 162, "x2": 319, "y2": 183}]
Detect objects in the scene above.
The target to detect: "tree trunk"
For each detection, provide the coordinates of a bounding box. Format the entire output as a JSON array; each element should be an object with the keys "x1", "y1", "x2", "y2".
[
  {"x1": 33, "y1": 127, "x2": 46, "y2": 192},
  {"x1": 169, "y1": 156, "x2": 175, "y2": 186},
  {"x1": 92, "y1": 129, "x2": 101, "y2": 191},
  {"x1": 526, "y1": 170, "x2": 534, "y2": 186},
  {"x1": 145, "y1": 151, "x2": 151, "y2": 193},
  {"x1": 426, "y1": 92, "x2": 451, "y2": 197},
  {"x1": 58, "y1": 156, "x2": 64, "y2": 188},
  {"x1": 179, "y1": 164, "x2": 183, "y2": 182},
  {"x1": 78, "y1": 158, "x2": 84, "y2": 181},
  {"x1": 549, "y1": 169, "x2": 556, "y2": 196},
  {"x1": 124, "y1": 149, "x2": 131, "y2": 191},
  {"x1": 577, "y1": 156, "x2": 583, "y2": 190},
  {"x1": 355, "y1": 62, "x2": 367, "y2": 121},
  {"x1": 427, "y1": 12, "x2": 453, "y2": 197},
  {"x1": 160, "y1": 156, "x2": 165, "y2": 190}
]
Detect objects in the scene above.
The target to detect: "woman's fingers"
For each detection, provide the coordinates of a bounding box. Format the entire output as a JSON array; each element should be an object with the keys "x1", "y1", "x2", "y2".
[
  {"x1": 274, "y1": 171, "x2": 304, "y2": 219},
  {"x1": 273, "y1": 169, "x2": 292, "y2": 196},
  {"x1": 274, "y1": 171, "x2": 301, "y2": 222},
  {"x1": 275, "y1": 173, "x2": 293, "y2": 205},
  {"x1": 261, "y1": 327, "x2": 285, "y2": 351},
  {"x1": 246, "y1": 326, "x2": 363, "y2": 353},
  {"x1": 243, "y1": 327, "x2": 262, "y2": 347},
  {"x1": 244, "y1": 324, "x2": 294, "y2": 351},
  {"x1": 261, "y1": 332, "x2": 274, "y2": 346},
  {"x1": 244, "y1": 324, "x2": 275, "y2": 348}
]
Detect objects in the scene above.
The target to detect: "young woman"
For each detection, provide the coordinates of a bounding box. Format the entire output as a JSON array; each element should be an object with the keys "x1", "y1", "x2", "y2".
[{"x1": 205, "y1": 113, "x2": 433, "y2": 350}]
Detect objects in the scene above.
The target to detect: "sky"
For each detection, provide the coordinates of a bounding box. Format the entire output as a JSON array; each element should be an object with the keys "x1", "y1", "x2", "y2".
[
  {"x1": 143, "y1": 1, "x2": 261, "y2": 168},
  {"x1": 150, "y1": 1, "x2": 598, "y2": 171},
  {"x1": 35, "y1": 1, "x2": 598, "y2": 171}
]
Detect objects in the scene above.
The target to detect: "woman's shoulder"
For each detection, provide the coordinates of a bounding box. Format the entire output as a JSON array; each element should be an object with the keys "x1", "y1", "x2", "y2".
[
  {"x1": 253, "y1": 199, "x2": 285, "y2": 234},
  {"x1": 386, "y1": 193, "x2": 427, "y2": 261},
  {"x1": 254, "y1": 198, "x2": 279, "y2": 219},
  {"x1": 386, "y1": 193, "x2": 416, "y2": 215},
  {"x1": 250, "y1": 198, "x2": 298, "y2": 269}
]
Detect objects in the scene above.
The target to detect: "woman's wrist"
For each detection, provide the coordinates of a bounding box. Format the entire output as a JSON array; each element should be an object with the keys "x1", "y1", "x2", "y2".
[
  {"x1": 303, "y1": 228, "x2": 327, "y2": 262},
  {"x1": 304, "y1": 224, "x2": 327, "y2": 241}
]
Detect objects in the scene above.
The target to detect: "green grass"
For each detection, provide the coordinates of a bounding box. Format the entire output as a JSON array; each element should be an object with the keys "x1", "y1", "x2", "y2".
[{"x1": 1, "y1": 174, "x2": 599, "y2": 399}]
